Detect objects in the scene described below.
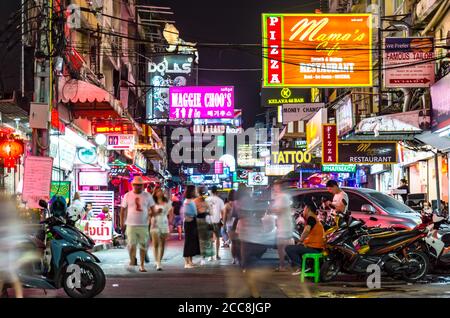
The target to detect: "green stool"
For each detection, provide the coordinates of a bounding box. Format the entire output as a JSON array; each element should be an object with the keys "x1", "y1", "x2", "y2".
[{"x1": 300, "y1": 253, "x2": 323, "y2": 283}]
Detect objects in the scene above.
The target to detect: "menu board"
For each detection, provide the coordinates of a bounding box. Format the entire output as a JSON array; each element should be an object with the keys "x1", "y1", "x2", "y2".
[{"x1": 22, "y1": 156, "x2": 53, "y2": 208}]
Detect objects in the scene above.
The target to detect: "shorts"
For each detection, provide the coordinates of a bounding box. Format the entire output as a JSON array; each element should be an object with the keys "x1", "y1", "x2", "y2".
[
  {"x1": 126, "y1": 226, "x2": 149, "y2": 249},
  {"x1": 150, "y1": 228, "x2": 169, "y2": 238},
  {"x1": 212, "y1": 222, "x2": 222, "y2": 238}
]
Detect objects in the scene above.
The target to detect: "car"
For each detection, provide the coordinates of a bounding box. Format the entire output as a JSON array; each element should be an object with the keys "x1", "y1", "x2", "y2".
[{"x1": 287, "y1": 187, "x2": 421, "y2": 230}]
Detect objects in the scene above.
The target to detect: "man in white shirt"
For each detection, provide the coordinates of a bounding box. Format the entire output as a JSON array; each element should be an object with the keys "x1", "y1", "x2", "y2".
[
  {"x1": 120, "y1": 176, "x2": 156, "y2": 272},
  {"x1": 326, "y1": 180, "x2": 349, "y2": 221},
  {"x1": 206, "y1": 186, "x2": 225, "y2": 260}
]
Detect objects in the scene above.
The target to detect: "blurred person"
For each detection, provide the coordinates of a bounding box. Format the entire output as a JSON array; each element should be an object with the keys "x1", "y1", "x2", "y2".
[
  {"x1": 206, "y1": 186, "x2": 225, "y2": 260},
  {"x1": 66, "y1": 192, "x2": 85, "y2": 226},
  {"x1": 150, "y1": 188, "x2": 173, "y2": 271},
  {"x1": 0, "y1": 197, "x2": 24, "y2": 298},
  {"x1": 182, "y1": 185, "x2": 200, "y2": 268},
  {"x1": 82, "y1": 202, "x2": 94, "y2": 221},
  {"x1": 97, "y1": 206, "x2": 112, "y2": 221},
  {"x1": 397, "y1": 178, "x2": 409, "y2": 203},
  {"x1": 223, "y1": 190, "x2": 239, "y2": 263},
  {"x1": 286, "y1": 199, "x2": 325, "y2": 276},
  {"x1": 271, "y1": 180, "x2": 294, "y2": 272},
  {"x1": 172, "y1": 200, "x2": 183, "y2": 240},
  {"x1": 120, "y1": 176, "x2": 156, "y2": 272},
  {"x1": 325, "y1": 180, "x2": 349, "y2": 221},
  {"x1": 195, "y1": 186, "x2": 215, "y2": 265}
]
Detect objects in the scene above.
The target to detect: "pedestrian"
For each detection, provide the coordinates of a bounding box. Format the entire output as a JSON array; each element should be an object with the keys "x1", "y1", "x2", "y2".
[
  {"x1": 206, "y1": 185, "x2": 225, "y2": 260},
  {"x1": 397, "y1": 178, "x2": 409, "y2": 204},
  {"x1": 172, "y1": 200, "x2": 183, "y2": 240},
  {"x1": 195, "y1": 186, "x2": 215, "y2": 265},
  {"x1": 182, "y1": 185, "x2": 200, "y2": 268},
  {"x1": 66, "y1": 192, "x2": 85, "y2": 226},
  {"x1": 222, "y1": 190, "x2": 239, "y2": 263},
  {"x1": 120, "y1": 176, "x2": 156, "y2": 272},
  {"x1": 271, "y1": 180, "x2": 294, "y2": 272},
  {"x1": 83, "y1": 202, "x2": 94, "y2": 220},
  {"x1": 325, "y1": 180, "x2": 349, "y2": 221},
  {"x1": 98, "y1": 205, "x2": 112, "y2": 221},
  {"x1": 150, "y1": 187, "x2": 173, "y2": 271},
  {"x1": 285, "y1": 198, "x2": 325, "y2": 276}
]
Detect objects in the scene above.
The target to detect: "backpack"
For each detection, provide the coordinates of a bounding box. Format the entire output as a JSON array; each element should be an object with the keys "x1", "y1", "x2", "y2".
[{"x1": 50, "y1": 195, "x2": 67, "y2": 218}]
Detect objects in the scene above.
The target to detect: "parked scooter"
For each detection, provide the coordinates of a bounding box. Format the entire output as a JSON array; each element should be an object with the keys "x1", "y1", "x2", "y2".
[
  {"x1": 5, "y1": 199, "x2": 106, "y2": 298},
  {"x1": 320, "y1": 218, "x2": 430, "y2": 283}
]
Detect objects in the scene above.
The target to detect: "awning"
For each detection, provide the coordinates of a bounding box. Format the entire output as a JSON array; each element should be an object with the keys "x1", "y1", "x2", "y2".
[
  {"x1": 415, "y1": 131, "x2": 450, "y2": 152},
  {"x1": 58, "y1": 77, "x2": 142, "y2": 133},
  {"x1": 0, "y1": 91, "x2": 28, "y2": 122}
]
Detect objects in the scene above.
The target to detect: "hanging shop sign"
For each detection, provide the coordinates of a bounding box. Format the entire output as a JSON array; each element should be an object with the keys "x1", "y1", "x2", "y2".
[
  {"x1": 384, "y1": 37, "x2": 435, "y2": 88},
  {"x1": 306, "y1": 108, "x2": 327, "y2": 150},
  {"x1": 237, "y1": 144, "x2": 267, "y2": 167},
  {"x1": 294, "y1": 140, "x2": 308, "y2": 150},
  {"x1": 50, "y1": 136, "x2": 77, "y2": 171},
  {"x1": 261, "y1": 87, "x2": 310, "y2": 108},
  {"x1": 265, "y1": 164, "x2": 295, "y2": 176},
  {"x1": 336, "y1": 96, "x2": 354, "y2": 136},
  {"x1": 322, "y1": 124, "x2": 338, "y2": 164},
  {"x1": 431, "y1": 72, "x2": 450, "y2": 132},
  {"x1": 248, "y1": 172, "x2": 269, "y2": 186},
  {"x1": 146, "y1": 54, "x2": 196, "y2": 121},
  {"x1": 337, "y1": 142, "x2": 398, "y2": 164},
  {"x1": 79, "y1": 171, "x2": 109, "y2": 186},
  {"x1": 106, "y1": 134, "x2": 135, "y2": 150},
  {"x1": 192, "y1": 125, "x2": 226, "y2": 135},
  {"x1": 23, "y1": 156, "x2": 53, "y2": 209},
  {"x1": 50, "y1": 181, "x2": 71, "y2": 204},
  {"x1": 134, "y1": 152, "x2": 147, "y2": 173},
  {"x1": 77, "y1": 147, "x2": 97, "y2": 165},
  {"x1": 262, "y1": 14, "x2": 373, "y2": 87},
  {"x1": 169, "y1": 86, "x2": 234, "y2": 119},
  {"x1": 322, "y1": 164, "x2": 357, "y2": 173},
  {"x1": 234, "y1": 168, "x2": 251, "y2": 182},
  {"x1": 282, "y1": 103, "x2": 324, "y2": 124},
  {"x1": 271, "y1": 150, "x2": 312, "y2": 164}
]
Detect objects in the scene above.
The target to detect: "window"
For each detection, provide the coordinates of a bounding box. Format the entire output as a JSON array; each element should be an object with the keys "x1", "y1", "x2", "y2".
[{"x1": 347, "y1": 192, "x2": 371, "y2": 213}]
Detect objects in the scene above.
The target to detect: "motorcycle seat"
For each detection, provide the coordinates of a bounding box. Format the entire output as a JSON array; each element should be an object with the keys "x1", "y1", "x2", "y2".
[{"x1": 368, "y1": 230, "x2": 421, "y2": 248}]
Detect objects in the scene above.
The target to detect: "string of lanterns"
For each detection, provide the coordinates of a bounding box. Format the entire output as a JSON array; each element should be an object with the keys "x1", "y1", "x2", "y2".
[{"x1": 0, "y1": 126, "x2": 25, "y2": 172}]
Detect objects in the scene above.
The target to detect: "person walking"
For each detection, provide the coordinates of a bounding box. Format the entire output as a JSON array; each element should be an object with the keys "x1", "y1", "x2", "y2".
[
  {"x1": 172, "y1": 200, "x2": 183, "y2": 240},
  {"x1": 120, "y1": 176, "x2": 156, "y2": 272},
  {"x1": 222, "y1": 190, "x2": 239, "y2": 263},
  {"x1": 182, "y1": 185, "x2": 200, "y2": 268},
  {"x1": 195, "y1": 186, "x2": 215, "y2": 265},
  {"x1": 150, "y1": 187, "x2": 173, "y2": 271},
  {"x1": 271, "y1": 180, "x2": 294, "y2": 272},
  {"x1": 206, "y1": 185, "x2": 225, "y2": 260}
]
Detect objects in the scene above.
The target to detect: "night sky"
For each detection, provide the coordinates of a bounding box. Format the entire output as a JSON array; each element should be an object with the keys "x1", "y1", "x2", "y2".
[
  {"x1": 144, "y1": 0, "x2": 320, "y2": 127},
  {"x1": 0, "y1": 0, "x2": 321, "y2": 127}
]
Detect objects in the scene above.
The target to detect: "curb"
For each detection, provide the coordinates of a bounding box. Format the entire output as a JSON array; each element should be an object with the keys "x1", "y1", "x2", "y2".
[{"x1": 92, "y1": 243, "x2": 113, "y2": 252}]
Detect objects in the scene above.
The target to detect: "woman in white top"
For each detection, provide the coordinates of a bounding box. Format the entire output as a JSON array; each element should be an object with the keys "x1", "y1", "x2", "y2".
[{"x1": 150, "y1": 188, "x2": 173, "y2": 271}]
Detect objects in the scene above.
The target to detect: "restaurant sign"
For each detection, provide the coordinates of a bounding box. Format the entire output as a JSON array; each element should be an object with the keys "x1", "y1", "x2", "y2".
[{"x1": 337, "y1": 142, "x2": 397, "y2": 164}]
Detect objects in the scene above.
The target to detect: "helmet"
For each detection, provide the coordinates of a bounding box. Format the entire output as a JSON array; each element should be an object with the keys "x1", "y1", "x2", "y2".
[{"x1": 50, "y1": 195, "x2": 67, "y2": 218}]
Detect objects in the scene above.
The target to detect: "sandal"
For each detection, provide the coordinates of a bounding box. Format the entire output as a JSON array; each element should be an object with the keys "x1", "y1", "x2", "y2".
[{"x1": 139, "y1": 267, "x2": 147, "y2": 272}]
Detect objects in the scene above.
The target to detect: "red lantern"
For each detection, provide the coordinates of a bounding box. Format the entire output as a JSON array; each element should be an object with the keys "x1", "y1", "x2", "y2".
[{"x1": 0, "y1": 139, "x2": 24, "y2": 171}]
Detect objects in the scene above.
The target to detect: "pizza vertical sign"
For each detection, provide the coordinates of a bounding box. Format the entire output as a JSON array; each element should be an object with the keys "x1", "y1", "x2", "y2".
[
  {"x1": 262, "y1": 14, "x2": 373, "y2": 87},
  {"x1": 322, "y1": 124, "x2": 338, "y2": 164}
]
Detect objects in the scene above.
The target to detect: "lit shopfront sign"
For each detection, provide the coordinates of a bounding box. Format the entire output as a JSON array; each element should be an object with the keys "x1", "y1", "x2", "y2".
[
  {"x1": 338, "y1": 142, "x2": 398, "y2": 164},
  {"x1": 322, "y1": 124, "x2": 337, "y2": 164},
  {"x1": 322, "y1": 164, "x2": 357, "y2": 173},
  {"x1": 265, "y1": 164, "x2": 295, "y2": 176},
  {"x1": 271, "y1": 150, "x2": 312, "y2": 164}
]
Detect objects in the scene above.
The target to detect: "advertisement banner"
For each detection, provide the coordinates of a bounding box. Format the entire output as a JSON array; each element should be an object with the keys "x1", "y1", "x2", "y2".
[
  {"x1": 78, "y1": 220, "x2": 113, "y2": 244},
  {"x1": 265, "y1": 164, "x2": 295, "y2": 176},
  {"x1": 50, "y1": 181, "x2": 71, "y2": 203},
  {"x1": 146, "y1": 54, "x2": 196, "y2": 122},
  {"x1": 271, "y1": 149, "x2": 313, "y2": 164},
  {"x1": 23, "y1": 156, "x2": 53, "y2": 208},
  {"x1": 169, "y1": 86, "x2": 234, "y2": 119},
  {"x1": 262, "y1": 14, "x2": 373, "y2": 87},
  {"x1": 384, "y1": 37, "x2": 435, "y2": 88},
  {"x1": 322, "y1": 124, "x2": 338, "y2": 164},
  {"x1": 431, "y1": 72, "x2": 450, "y2": 132},
  {"x1": 261, "y1": 87, "x2": 310, "y2": 107},
  {"x1": 306, "y1": 108, "x2": 327, "y2": 150},
  {"x1": 282, "y1": 103, "x2": 324, "y2": 124},
  {"x1": 106, "y1": 134, "x2": 135, "y2": 150},
  {"x1": 337, "y1": 142, "x2": 398, "y2": 164},
  {"x1": 336, "y1": 96, "x2": 354, "y2": 136}
]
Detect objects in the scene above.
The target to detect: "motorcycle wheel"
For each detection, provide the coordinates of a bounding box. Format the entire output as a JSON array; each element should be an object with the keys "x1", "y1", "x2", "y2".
[
  {"x1": 62, "y1": 262, "x2": 106, "y2": 298},
  {"x1": 402, "y1": 251, "x2": 429, "y2": 283},
  {"x1": 320, "y1": 260, "x2": 341, "y2": 282}
]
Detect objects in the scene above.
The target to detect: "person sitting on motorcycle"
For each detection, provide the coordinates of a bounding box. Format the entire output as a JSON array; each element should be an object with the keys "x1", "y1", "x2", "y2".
[{"x1": 285, "y1": 198, "x2": 325, "y2": 276}]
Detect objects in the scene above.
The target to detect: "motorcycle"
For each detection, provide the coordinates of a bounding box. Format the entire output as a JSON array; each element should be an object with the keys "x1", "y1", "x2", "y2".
[
  {"x1": 4, "y1": 199, "x2": 106, "y2": 298},
  {"x1": 320, "y1": 218, "x2": 430, "y2": 283}
]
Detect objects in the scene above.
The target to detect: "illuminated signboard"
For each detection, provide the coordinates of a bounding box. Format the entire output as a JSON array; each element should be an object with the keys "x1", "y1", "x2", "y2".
[
  {"x1": 265, "y1": 164, "x2": 295, "y2": 176},
  {"x1": 322, "y1": 164, "x2": 357, "y2": 173},
  {"x1": 248, "y1": 172, "x2": 269, "y2": 186},
  {"x1": 262, "y1": 14, "x2": 373, "y2": 87},
  {"x1": 95, "y1": 126, "x2": 123, "y2": 134},
  {"x1": 169, "y1": 86, "x2": 235, "y2": 119},
  {"x1": 271, "y1": 150, "x2": 312, "y2": 164}
]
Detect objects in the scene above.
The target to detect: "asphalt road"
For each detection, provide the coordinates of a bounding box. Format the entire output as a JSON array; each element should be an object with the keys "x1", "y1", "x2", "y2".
[{"x1": 13, "y1": 238, "x2": 450, "y2": 298}]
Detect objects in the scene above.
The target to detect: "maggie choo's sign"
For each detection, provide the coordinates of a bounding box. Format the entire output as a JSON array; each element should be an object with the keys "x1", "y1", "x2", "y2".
[
  {"x1": 271, "y1": 149, "x2": 312, "y2": 164},
  {"x1": 261, "y1": 87, "x2": 310, "y2": 108},
  {"x1": 338, "y1": 142, "x2": 398, "y2": 164},
  {"x1": 262, "y1": 14, "x2": 373, "y2": 87}
]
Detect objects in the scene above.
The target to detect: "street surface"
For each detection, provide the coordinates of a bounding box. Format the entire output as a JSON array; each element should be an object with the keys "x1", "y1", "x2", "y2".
[{"x1": 16, "y1": 236, "x2": 450, "y2": 298}]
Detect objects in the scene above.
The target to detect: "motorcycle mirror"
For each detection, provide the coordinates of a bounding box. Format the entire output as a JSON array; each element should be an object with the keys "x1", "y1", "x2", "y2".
[{"x1": 38, "y1": 200, "x2": 48, "y2": 209}]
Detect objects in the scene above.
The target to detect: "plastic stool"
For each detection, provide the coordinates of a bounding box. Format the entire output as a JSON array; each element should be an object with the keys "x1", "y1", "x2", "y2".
[{"x1": 300, "y1": 253, "x2": 323, "y2": 283}]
